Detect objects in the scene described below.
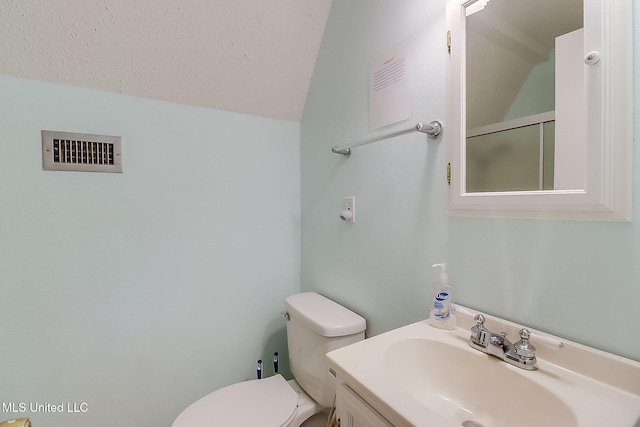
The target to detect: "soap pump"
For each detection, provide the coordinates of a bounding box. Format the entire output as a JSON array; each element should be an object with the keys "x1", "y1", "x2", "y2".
[{"x1": 429, "y1": 263, "x2": 456, "y2": 329}]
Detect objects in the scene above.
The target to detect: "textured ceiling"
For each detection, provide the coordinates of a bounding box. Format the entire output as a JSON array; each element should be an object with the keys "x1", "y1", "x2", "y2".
[{"x1": 0, "y1": 0, "x2": 332, "y2": 122}]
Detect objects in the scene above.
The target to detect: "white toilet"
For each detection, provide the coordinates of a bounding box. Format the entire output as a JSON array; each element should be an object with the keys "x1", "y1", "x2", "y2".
[{"x1": 172, "y1": 292, "x2": 366, "y2": 427}]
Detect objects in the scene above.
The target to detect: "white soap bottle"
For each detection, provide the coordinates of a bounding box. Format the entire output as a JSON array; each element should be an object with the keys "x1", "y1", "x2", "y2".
[{"x1": 429, "y1": 263, "x2": 456, "y2": 329}]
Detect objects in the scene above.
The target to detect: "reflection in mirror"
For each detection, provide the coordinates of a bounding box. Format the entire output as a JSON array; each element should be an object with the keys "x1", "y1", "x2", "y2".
[
  {"x1": 465, "y1": 0, "x2": 582, "y2": 193},
  {"x1": 466, "y1": 119, "x2": 555, "y2": 192}
]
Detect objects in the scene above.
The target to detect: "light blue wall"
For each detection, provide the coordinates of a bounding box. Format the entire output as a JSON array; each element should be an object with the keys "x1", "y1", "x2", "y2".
[
  {"x1": 301, "y1": 0, "x2": 449, "y2": 334},
  {"x1": 504, "y1": 50, "x2": 555, "y2": 121},
  {"x1": 301, "y1": 0, "x2": 640, "y2": 361},
  {"x1": 0, "y1": 75, "x2": 300, "y2": 426}
]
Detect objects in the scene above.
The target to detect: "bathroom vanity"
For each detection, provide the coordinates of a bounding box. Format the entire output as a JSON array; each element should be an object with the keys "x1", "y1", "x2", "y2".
[{"x1": 326, "y1": 307, "x2": 640, "y2": 427}]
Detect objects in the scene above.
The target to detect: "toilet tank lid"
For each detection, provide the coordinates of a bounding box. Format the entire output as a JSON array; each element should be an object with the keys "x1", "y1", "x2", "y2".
[{"x1": 285, "y1": 292, "x2": 366, "y2": 337}]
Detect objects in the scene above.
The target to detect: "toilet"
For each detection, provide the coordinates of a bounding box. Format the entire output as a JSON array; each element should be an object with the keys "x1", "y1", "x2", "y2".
[{"x1": 172, "y1": 292, "x2": 366, "y2": 427}]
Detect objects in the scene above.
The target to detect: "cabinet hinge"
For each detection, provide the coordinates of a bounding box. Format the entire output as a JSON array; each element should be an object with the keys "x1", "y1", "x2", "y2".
[
  {"x1": 447, "y1": 162, "x2": 451, "y2": 185},
  {"x1": 447, "y1": 31, "x2": 451, "y2": 54}
]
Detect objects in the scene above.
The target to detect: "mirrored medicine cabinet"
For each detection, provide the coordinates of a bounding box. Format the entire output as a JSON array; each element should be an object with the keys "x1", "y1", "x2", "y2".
[{"x1": 446, "y1": 0, "x2": 632, "y2": 220}]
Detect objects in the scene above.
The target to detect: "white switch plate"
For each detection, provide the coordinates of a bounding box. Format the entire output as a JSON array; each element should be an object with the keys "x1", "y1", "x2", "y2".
[{"x1": 343, "y1": 196, "x2": 355, "y2": 223}]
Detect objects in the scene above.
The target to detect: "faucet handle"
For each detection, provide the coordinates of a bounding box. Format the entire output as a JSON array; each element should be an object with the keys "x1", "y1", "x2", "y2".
[
  {"x1": 513, "y1": 328, "x2": 537, "y2": 360},
  {"x1": 473, "y1": 314, "x2": 485, "y2": 329},
  {"x1": 471, "y1": 314, "x2": 485, "y2": 334},
  {"x1": 470, "y1": 314, "x2": 488, "y2": 346}
]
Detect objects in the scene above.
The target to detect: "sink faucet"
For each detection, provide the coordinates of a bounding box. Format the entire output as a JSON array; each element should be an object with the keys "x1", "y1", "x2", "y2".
[{"x1": 468, "y1": 314, "x2": 540, "y2": 370}]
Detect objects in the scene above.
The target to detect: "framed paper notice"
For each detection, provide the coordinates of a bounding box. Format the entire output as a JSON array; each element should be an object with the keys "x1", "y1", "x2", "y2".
[{"x1": 369, "y1": 39, "x2": 412, "y2": 131}]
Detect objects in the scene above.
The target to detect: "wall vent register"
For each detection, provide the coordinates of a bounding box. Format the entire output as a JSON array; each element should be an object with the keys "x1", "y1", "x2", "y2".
[{"x1": 42, "y1": 130, "x2": 122, "y2": 173}]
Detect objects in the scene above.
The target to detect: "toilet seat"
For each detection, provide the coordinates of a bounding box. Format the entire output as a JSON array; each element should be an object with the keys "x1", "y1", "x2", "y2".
[{"x1": 172, "y1": 374, "x2": 299, "y2": 427}]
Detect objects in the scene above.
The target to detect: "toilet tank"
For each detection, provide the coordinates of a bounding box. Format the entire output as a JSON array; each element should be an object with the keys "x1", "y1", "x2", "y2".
[{"x1": 284, "y1": 292, "x2": 366, "y2": 408}]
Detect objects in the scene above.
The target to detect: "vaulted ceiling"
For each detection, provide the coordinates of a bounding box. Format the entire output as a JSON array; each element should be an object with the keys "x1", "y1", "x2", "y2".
[{"x1": 0, "y1": 0, "x2": 333, "y2": 122}]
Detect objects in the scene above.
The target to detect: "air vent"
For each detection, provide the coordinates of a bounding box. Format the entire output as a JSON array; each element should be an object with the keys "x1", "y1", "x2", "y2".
[{"x1": 42, "y1": 130, "x2": 122, "y2": 173}]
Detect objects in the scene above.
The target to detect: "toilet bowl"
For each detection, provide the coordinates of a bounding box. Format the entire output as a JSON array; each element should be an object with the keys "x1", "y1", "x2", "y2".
[
  {"x1": 172, "y1": 374, "x2": 323, "y2": 427},
  {"x1": 172, "y1": 292, "x2": 366, "y2": 427}
]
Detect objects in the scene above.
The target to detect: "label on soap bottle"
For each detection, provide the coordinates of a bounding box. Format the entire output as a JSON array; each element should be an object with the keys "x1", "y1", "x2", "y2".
[{"x1": 433, "y1": 292, "x2": 450, "y2": 320}]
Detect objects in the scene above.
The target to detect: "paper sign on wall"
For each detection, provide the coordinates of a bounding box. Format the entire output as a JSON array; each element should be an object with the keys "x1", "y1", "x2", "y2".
[{"x1": 369, "y1": 39, "x2": 412, "y2": 131}]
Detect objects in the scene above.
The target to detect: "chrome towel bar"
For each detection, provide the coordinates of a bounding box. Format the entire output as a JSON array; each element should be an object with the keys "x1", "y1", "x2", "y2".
[{"x1": 331, "y1": 120, "x2": 442, "y2": 157}]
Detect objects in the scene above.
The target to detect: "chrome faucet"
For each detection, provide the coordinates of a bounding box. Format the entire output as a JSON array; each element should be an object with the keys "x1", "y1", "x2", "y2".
[{"x1": 468, "y1": 314, "x2": 540, "y2": 370}]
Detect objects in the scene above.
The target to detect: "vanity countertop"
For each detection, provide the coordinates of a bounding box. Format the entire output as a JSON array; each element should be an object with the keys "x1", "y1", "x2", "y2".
[{"x1": 326, "y1": 307, "x2": 640, "y2": 427}]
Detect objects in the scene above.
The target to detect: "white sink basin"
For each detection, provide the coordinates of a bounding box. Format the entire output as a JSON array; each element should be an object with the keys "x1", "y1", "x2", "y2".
[
  {"x1": 326, "y1": 307, "x2": 640, "y2": 427},
  {"x1": 384, "y1": 338, "x2": 576, "y2": 427}
]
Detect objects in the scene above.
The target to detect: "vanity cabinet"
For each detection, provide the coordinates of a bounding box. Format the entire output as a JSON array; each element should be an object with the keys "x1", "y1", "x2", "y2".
[{"x1": 337, "y1": 383, "x2": 393, "y2": 427}]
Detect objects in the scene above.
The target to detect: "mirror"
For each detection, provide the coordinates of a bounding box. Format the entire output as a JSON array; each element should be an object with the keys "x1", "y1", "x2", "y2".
[
  {"x1": 446, "y1": 0, "x2": 632, "y2": 220},
  {"x1": 466, "y1": 0, "x2": 582, "y2": 193}
]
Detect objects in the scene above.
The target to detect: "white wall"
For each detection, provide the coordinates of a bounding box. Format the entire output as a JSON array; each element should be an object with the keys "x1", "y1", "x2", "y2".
[
  {"x1": 301, "y1": 0, "x2": 640, "y2": 361},
  {"x1": 0, "y1": 75, "x2": 300, "y2": 426}
]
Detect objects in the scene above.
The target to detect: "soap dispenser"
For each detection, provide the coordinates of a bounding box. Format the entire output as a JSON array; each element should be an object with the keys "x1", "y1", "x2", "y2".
[{"x1": 429, "y1": 263, "x2": 456, "y2": 329}]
